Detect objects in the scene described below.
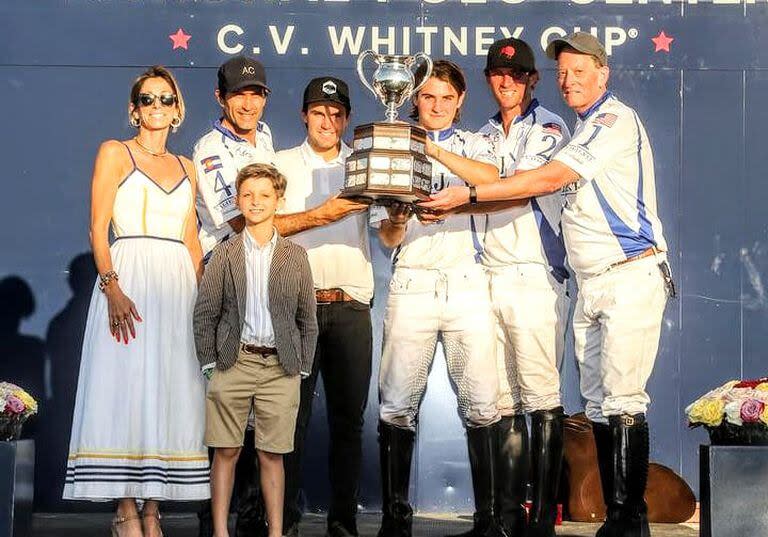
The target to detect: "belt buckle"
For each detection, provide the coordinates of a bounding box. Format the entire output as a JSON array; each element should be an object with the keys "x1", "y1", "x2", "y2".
[{"x1": 622, "y1": 415, "x2": 635, "y2": 427}]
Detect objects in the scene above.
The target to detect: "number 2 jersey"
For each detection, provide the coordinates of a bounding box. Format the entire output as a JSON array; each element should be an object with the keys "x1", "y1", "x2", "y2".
[
  {"x1": 552, "y1": 92, "x2": 667, "y2": 278},
  {"x1": 478, "y1": 99, "x2": 571, "y2": 282},
  {"x1": 193, "y1": 119, "x2": 276, "y2": 256}
]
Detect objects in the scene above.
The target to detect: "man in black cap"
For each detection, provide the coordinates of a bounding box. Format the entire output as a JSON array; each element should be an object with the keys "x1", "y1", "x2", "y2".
[
  {"x1": 194, "y1": 55, "x2": 276, "y2": 261},
  {"x1": 273, "y1": 77, "x2": 373, "y2": 537},
  {"x1": 423, "y1": 32, "x2": 672, "y2": 537},
  {"x1": 193, "y1": 55, "x2": 277, "y2": 537},
  {"x1": 476, "y1": 37, "x2": 571, "y2": 537}
]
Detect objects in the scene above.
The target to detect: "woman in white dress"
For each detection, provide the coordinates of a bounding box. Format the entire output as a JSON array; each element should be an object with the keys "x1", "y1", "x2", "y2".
[{"x1": 64, "y1": 66, "x2": 209, "y2": 537}]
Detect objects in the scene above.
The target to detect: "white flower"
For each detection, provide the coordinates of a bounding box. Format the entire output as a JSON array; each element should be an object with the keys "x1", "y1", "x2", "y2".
[{"x1": 724, "y1": 401, "x2": 744, "y2": 425}]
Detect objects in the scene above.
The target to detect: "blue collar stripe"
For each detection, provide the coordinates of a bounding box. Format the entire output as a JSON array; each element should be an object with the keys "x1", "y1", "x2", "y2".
[
  {"x1": 428, "y1": 126, "x2": 455, "y2": 142},
  {"x1": 487, "y1": 99, "x2": 540, "y2": 127},
  {"x1": 214, "y1": 119, "x2": 248, "y2": 143},
  {"x1": 578, "y1": 91, "x2": 613, "y2": 121},
  {"x1": 514, "y1": 99, "x2": 540, "y2": 124}
]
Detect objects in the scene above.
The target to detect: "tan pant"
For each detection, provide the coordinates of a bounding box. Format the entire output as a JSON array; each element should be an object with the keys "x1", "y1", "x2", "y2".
[{"x1": 205, "y1": 348, "x2": 300, "y2": 453}]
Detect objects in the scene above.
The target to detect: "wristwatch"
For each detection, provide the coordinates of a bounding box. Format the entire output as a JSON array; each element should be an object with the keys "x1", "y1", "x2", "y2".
[{"x1": 468, "y1": 185, "x2": 478, "y2": 205}]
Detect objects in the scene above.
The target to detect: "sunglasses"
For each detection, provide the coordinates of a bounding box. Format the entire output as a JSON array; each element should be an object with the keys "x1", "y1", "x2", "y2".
[
  {"x1": 488, "y1": 69, "x2": 531, "y2": 82},
  {"x1": 136, "y1": 92, "x2": 177, "y2": 107}
]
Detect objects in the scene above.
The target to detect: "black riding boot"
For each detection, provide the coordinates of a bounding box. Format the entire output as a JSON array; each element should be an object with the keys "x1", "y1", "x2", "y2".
[
  {"x1": 495, "y1": 416, "x2": 528, "y2": 537},
  {"x1": 527, "y1": 407, "x2": 564, "y2": 537},
  {"x1": 448, "y1": 425, "x2": 507, "y2": 537},
  {"x1": 595, "y1": 415, "x2": 651, "y2": 537},
  {"x1": 378, "y1": 421, "x2": 415, "y2": 537},
  {"x1": 592, "y1": 420, "x2": 614, "y2": 537}
]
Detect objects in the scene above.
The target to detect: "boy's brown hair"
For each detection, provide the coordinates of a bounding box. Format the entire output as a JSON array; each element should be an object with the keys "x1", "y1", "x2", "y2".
[{"x1": 235, "y1": 163, "x2": 288, "y2": 198}]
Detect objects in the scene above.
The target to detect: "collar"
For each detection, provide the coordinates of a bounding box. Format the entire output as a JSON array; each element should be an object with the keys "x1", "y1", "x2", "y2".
[
  {"x1": 299, "y1": 139, "x2": 352, "y2": 167},
  {"x1": 426, "y1": 126, "x2": 455, "y2": 142},
  {"x1": 577, "y1": 91, "x2": 613, "y2": 121},
  {"x1": 243, "y1": 226, "x2": 278, "y2": 251},
  {"x1": 213, "y1": 118, "x2": 263, "y2": 144},
  {"x1": 515, "y1": 98, "x2": 539, "y2": 124},
  {"x1": 488, "y1": 98, "x2": 540, "y2": 131}
]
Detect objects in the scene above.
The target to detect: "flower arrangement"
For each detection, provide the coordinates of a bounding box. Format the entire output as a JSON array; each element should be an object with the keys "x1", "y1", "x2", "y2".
[
  {"x1": 685, "y1": 378, "x2": 768, "y2": 445},
  {"x1": 0, "y1": 382, "x2": 38, "y2": 441}
]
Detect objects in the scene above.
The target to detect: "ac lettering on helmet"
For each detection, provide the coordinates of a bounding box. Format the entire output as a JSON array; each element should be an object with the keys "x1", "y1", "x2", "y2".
[{"x1": 242, "y1": 66, "x2": 256, "y2": 75}]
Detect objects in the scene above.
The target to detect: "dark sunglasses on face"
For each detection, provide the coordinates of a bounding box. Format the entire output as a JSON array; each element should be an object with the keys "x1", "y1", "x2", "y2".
[
  {"x1": 136, "y1": 93, "x2": 177, "y2": 107},
  {"x1": 489, "y1": 69, "x2": 530, "y2": 82}
]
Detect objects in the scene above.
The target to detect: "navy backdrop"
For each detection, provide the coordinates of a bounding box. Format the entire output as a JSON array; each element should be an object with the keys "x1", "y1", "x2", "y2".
[{"x1": 1, "y1": 0, "x2": 766, "y2": 514}]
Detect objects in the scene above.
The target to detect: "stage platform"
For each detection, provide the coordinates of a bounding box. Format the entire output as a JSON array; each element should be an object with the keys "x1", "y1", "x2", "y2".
[{"x1": 30, "y1": 512, "x2": 699, "y2": 537}]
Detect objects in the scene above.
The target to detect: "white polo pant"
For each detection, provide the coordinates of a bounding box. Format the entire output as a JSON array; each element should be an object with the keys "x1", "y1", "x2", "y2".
[
  {"x1": 574, "y1": 254, "x2": 669, "y2": 424},
  {"x1": 489, "y1": 264, "x2": 568, "y2": 415},
  {"x1": 379, "y1": 264, "x2": 501, "y2": 431}
]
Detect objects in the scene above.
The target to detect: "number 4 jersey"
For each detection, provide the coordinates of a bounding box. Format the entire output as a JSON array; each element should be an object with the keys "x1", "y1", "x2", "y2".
[
  {"x1": 553, "y1": 92, "x2": 667, "y2": 278},
  {"x1": 478, "y1": 100, "x2": 571, "y2": 282},
  {"x1": 193, "y1": 119, "x2": 276, "y2": 256}
]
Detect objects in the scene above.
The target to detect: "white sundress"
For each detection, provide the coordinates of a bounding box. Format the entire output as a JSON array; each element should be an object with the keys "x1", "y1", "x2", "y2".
[{"x1": 64, "y1": 145, "x2": 210, "y2": 501}]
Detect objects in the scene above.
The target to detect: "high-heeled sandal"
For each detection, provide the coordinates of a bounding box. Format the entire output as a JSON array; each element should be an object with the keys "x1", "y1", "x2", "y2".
[
  {"x1": 110, "y1": 514, "x2": 141, "y2": 537},
  {"x1": 142, "y1": 510, "x2": 164, "y2": 537}
]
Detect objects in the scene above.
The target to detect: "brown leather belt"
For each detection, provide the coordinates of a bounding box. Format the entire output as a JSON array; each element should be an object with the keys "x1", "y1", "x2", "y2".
[
  {"x1": 608, "y1": 247, "x2": 657, "y2": 270},
  {"x1": 240, "y1": 343, "x2": 277, "y2": 356},
  {"x1": 315, "y1": 288, "x2": 354, "y2": 304}
]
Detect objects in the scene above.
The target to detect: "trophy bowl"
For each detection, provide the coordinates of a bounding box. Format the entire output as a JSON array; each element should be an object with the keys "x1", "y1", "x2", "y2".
[{"x1": 341, "y1": 50, "x2": 433, "y2": 204}]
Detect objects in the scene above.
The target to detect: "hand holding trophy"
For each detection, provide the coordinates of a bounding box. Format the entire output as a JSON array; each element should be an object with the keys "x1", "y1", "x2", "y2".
[{"x1": 341, "y1": 50, "x2": 434, "y2": 204}]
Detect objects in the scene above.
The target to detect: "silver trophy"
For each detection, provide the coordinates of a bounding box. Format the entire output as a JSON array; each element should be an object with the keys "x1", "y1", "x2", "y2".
[{"x1": 342, "y1": 50, "x2": 434, "y2": 203}]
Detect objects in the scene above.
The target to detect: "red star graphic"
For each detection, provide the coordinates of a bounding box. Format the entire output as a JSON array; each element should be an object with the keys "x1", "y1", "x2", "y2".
[
  {"x1": 500, "y1": 45, "x2": 516, "y2": 58},
  {"x1": 169, "y1": 28, "x2": 191, "y2": 50},
  {"x1": 651, "y1": 31, "x2": 674, "y2": 53}
]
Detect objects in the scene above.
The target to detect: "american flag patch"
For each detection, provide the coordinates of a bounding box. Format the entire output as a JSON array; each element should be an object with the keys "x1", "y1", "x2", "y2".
[
  {"x1": 200, "y1": 155, "x2": 223, "y2": 173},
  {"x1": 594, "y1": 113, "x2": 618, "y2": 128},
  {"x1": 542, "y1": 122, "x2": 562, "y2": 135}
]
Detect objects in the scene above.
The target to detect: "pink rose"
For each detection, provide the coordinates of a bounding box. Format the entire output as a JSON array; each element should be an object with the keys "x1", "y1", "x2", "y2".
[
  {"x1": 740, "y1": 399, "x2": 765, "y2": 423},
  {"x1": 5, "y1": 395, "x2": 25, "y2": 414}
]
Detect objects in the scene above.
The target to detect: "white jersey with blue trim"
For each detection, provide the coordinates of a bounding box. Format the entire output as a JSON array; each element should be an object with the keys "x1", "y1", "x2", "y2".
[
  {"x1": 553, "y1": 92, "x2": 667, "y2": 278},
  {"x1": 478, "y1": 100, "x2": 571, "y2": 282},
  {"x1": 193, "y1": 119, "x2": 276, "y2": 256},
  {"x1": 393, "y1": 126, "x2": 498, "y2": 270}
]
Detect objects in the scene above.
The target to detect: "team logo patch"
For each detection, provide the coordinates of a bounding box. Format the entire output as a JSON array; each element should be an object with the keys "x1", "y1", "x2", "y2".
[
  {"x1": 200, "y1": 155, "x2": 223, "y2": 173},
  {"x1": 542, "y1": 122, "x2": 562, "y2": 135},
  {"x1": 500, "y1": 45, "x2": 516, "y2": 58},
  {"x1": 322, "y1": 80, "x2": 337, "y2": 95},
  {"x1": 594, "y1": 113, "x2": 618, "y2": 128}
]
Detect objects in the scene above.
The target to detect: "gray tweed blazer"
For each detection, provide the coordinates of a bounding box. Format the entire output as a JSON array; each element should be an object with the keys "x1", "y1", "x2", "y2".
[{"x1": 193, "y1": 231, "x2": 318, "y2": 375}]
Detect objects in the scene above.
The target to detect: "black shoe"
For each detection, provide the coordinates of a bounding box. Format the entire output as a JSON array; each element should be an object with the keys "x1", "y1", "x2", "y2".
[
  {"x1": 285, "y1": 522, "x2": 300, "y2": 537},
  {"x1": 235, "y1": 514, "x2": 268, "y2": 537},
  {"x1": 327, "y1": 520, "x2": 358, "y2": 537},
  {"x1": 595, "y1": 414, "x2": 651, "y2": 537},
  {"x1": 592, "y1": 421, "x2": 614, "y2": 537},
  {"x1": 378, "y1": 421, "x2": 415, "y2": 537},
  {"x1": 527, "y1": 407, "x2": 564, "y2": 537},
  {"x1": 495, "y1": 416, "x2": 528, "y2": 537},
  {"x1": 447, "y1": 425, "x2": 508, "y2": 537}
]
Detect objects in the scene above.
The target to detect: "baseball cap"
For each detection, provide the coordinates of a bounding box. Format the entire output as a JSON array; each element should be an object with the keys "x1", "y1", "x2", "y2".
[
  {"x1": 485, "y1": 38, "x2": 536, "y2": 74},
  {"x1": 217, "y1": 56, "x2": 270, "y2": 95},
  {"x1": 302, "y1": 77, "x2": 351, "y2": 115},
  {"x1": 545, "y1": 32, "x2": 608, "y2": 66}
]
